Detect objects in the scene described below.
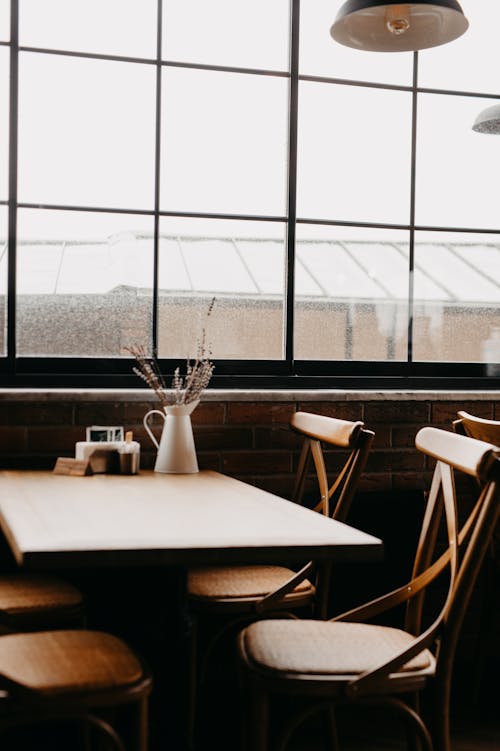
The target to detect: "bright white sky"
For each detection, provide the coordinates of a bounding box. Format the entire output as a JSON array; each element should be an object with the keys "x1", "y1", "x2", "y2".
[{"x1": 0, "y1": 0, "x2": 498, "y2": 246}]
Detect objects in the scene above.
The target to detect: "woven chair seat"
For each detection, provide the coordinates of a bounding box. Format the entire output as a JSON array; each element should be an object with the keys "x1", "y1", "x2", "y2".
[
  {"x1": 0, "y1": 630, "x2": 144, "y2": 697},
  {"x1": 188, "y1": 565, "x2": 314, "y2": 600},
  {"x1": 0, "y1": 575, "x2": 82, "y2": 616},
  {"x1": 242, "y1": 619, "x2": 433, "y2": 676}
]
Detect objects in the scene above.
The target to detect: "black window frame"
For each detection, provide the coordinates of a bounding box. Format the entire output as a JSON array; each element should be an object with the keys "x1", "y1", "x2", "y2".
[{"x1": 1, "y1": 0, "x2": 500, "y2": 390}]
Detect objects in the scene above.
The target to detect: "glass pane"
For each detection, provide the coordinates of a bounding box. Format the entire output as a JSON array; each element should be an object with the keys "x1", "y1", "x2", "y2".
[
  {"x1": 20, "y1": 0, "x2": 157, "y2": 59},
  {"x1": 18, "y1": 53, "x2": 156, "y2": 209},
  {"x1": 300, "y1": 0, "x2": 412, "y2": 86},
  {"x1": 17, "y1": 209, "x2": 154, "y2": 356},
  {"x1": 0, "y1": 0, "x2": 9, "y2": 41},
  {"x1": 0, "y1": 206, "x2": 7, "y2": 355},
  {"x1": 163, "y1": 0, "x2": 289, "y2": 71},
  {"x1": 297, "y1": 82, "x2": 412, "y2": 224},
  {"x1": 295, "y1": 225, "x2": 409, "y2": 361},
  {"x1": 161, "y1": 68, "x2": 288, "y2": 216},
  {"x1": 413, "y1": 231, "x2": 500, "y2": 364},
  {"x1": 419, "y1": 1, "x2": 498, "y2": 95},
  {"x1": 158, "y1": 217, "x2": 285, "y2": 360},
  {"x1": 416, "y1": 94, "x2": 500, "y2": 229},
  {"x1": 0, "y1": 47, "x2": 8, "y2": 200}
]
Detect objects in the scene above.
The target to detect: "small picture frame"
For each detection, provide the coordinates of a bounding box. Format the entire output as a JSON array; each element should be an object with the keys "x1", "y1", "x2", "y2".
[{"x1": 86, "y1": 425, "x2": 124, "y2": 442}]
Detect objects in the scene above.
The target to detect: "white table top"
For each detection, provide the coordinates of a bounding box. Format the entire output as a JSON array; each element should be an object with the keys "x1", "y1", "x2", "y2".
[{"x1": 0, "y1": 470, "x2": 383, "y2": 569}]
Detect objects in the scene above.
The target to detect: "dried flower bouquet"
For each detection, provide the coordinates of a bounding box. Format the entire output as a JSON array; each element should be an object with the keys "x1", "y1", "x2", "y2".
[{"x1": 127, "y1": 299, "x2": 215, "y2": 407}]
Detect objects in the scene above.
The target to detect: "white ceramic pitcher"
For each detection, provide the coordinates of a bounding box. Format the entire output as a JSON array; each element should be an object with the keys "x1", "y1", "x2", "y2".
[{"x1": 143, "y1": 400, "x2": 199, "y2": 474}]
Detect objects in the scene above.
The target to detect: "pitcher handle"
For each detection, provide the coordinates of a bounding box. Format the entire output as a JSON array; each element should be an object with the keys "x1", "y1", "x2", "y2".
[{"x1": 143, "y1": 409, "x2": 166, "y2": 450}]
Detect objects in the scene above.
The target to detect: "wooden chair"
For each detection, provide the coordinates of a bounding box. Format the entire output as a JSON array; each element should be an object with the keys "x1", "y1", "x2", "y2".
[
  {"x1": 0, "y1": 628, "x2": 152, "y2": 749},
  {"x1": 453, "y1": 410, "x2": 500, "y2": 445},
  {"x1": 187, "y1": 411, "x2": 374, "y2": 741},
  {"x1": 0, "y1": 573, "x2": 84, "y2": 633},
  {"x1": 237, "y1": 427, "x2": 500, "y2": 751},
  {"x1": 453, "y1": 410, "x2": 500, "y2": 700}
]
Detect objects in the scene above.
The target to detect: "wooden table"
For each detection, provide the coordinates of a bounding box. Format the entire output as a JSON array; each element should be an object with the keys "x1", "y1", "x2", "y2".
[
  {"x1": 0, "y1": 470, "x2": 382, "y2": 570},
  {"x1": 0, "y1": 469, "x2": 383, "y2": 749}
]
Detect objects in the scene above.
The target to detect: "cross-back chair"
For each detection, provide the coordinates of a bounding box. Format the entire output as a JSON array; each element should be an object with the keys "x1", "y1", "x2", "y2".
[
  {"x1": 238, "y1": 427, "x2": 500, "y2": 751},
  {"x1": 453, "y1": 410, "x2": 500, "y2": 445},
  {"x1": 186, "y1": 411, "x2": 374, "y2": 743},
  {"x1": 0, "y1": 628, "x2": 152, "y2": 749},
  {"x1": 452, "y1": 409, "x2": 500, "y2": 701},
  {"x1": 0, "y1": 573, "x2": 84, "y2": 634}
]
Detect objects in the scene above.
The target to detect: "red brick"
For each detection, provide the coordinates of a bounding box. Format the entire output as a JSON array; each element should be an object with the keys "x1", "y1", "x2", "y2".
[
  {"x1": 191, "y1": 403, "x2": 225, "y2": 425},
  {"x1": 0, "y1": 427, "x2": 26, "y2": 452},
  {"x1": 254, "y1": 426, "x2": 302, "y2": 450},
  {"x1": 357, "y1": 473, "x2": 392, "y2": 493},
  {"x1": 296, "y1": 402, "x2": 363, "y2": 422},
  {"x1": 197, "y1": 452, "x2": 221, "y2": 471},
  {"x1": 194, "y1": 427, "x2": 253, "y2": 451},
  {"x1": 124, "y1": 402, "x2": 162, "y2": 423},
  {"x1": 27, "y1": 427, "x2": 85, "y2": 452},
  {"x1": 222, "y1": 451, "x2": 291, "y2": 475},
  {"x1": 0, "y1": 403, "x2": 74, "y2": 426},
  {"x1": 371, "y1": 425, "x2": 391, "y2": 448},
  {"x1": 392, "y1": 425, "x2": 429, "y2": 448},
  {"x1": 365, "y1": 402, "x2": 430, "y2": 425},
  {"x1": 392, "y1": 472, "x2": 431, "y2": 491},
  {"x1": 431, "y1": 402, "x2": 494, "y2": 426},
  {"x1": 366, "y1": 450, "x2": 424, "y2": 473},
  {"x1": 75, "y1": 403, "x2": 128, "y2": 425},
  {"x1": 251, "y1": 476, "x2": 295, "y2": 498},
  {"x1": 227, "y1": 403, "x2": 294, "y2": 425}
]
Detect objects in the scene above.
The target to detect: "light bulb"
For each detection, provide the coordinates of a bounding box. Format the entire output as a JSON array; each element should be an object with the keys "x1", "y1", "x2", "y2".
[{"x1": 385, "y1": 4, "x2": 411, "y2": 36}]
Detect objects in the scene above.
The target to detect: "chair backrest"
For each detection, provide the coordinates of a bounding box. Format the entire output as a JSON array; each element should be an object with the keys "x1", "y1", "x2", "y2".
[
  {"x1": 290, "y1": 411, "x2": 374, "y2": 522},
  {"x1": 256, "y1": 412, "x2": 374, "y2": 617},
  {"x1": 453, "y1": 410, "x2": 500, "y2": 446},
  {"x1": 338, "y1": 427, "x2": 500, "y2": 698}
]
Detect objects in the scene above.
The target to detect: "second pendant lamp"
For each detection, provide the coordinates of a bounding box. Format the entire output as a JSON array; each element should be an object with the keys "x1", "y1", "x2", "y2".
[{"x1": 330, "y1": 1, "x2": 469, "y2": 53}]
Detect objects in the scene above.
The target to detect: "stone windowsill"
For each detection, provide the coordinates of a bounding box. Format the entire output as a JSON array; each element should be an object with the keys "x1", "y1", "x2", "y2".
[{"x1": 0, "y1": 388, "x2": 498, "y2": 402}]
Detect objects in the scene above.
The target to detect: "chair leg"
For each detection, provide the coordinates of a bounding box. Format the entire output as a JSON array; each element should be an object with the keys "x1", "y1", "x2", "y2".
[
  {"x1": 382, "y1": 698, "x2": 433, "y2": 751},
  {"x1": 245, "y1": 687, "x2": 269, "y2": 751},
  {"x1": 323, "y1": 705, "x2": 340, "y2": 751},
  {"x1": 431, "y1": 677, "x2": 452, "y2": 751},
  {"x1": 405, "y1": 693, "x2": 422, "y2": 751},
  {"x1": 187, "y1": 614, "x2": 199, "y2": 750},
  {"x1": 132, "y1": 696, "x2": 149, "y2": 751}
]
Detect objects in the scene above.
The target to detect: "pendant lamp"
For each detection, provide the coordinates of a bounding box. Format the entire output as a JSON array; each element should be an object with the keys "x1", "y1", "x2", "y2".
[
  {"x1": 472, "y1": 104, "x2": 500, "y2": 135},
  {"x1": 330, "y1": 1, "x2": 469, "y2": 52}
]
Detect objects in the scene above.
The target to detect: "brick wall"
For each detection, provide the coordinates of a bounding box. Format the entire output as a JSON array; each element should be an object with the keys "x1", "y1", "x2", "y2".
[{"x1": 0, "y1": 393, "x2": 496, "y2": 496}]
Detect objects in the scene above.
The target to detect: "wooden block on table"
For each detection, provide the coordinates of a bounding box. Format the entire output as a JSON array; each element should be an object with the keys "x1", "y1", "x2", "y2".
[{"x1": 53, "y1": 457, "x2": 93, "y2": 476}]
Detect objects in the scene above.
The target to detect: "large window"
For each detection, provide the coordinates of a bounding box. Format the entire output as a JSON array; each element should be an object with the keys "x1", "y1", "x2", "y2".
[{"x1": 2, "y1": 0, "x2": 499, "y2": 387}]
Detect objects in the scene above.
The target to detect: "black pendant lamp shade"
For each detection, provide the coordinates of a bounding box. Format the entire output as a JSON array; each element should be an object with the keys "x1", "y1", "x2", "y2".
[{"x1": 331, "y1": 1, "x2": 469, "y2": 52}]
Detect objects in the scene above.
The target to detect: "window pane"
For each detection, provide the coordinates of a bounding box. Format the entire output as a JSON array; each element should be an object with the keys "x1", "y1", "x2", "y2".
[
  {"x1": 416, "y1": 94, "x2": 500, "y2": 229},
  {"x1": 20, "y1": 0, "x2": 157, "y2": 59},
  {"x1": 297, "y1": 82, "x2": 412, "y2": 224},
  {"x1": 161, "y1": 68, "x2": 288, "y2": 216},
  {"x1": 163, "y1": 0, "x2": 289, "y2": 71},
  {"x1": 0, "y1": 0, "x2": 9, "y2": 41},
  {"x1": 158, "y1": 217, "x2": 285, "y2": 360},
  {"x1": 17, "y1": 210, "x2": 154, "y2": 356},
  {"x1": 18, "y1": 53, "x2": 156, "y2": 209},
  {"x1": 413, "y1": 231, "x2": 500, "y2": 364},
  {"x1": 419, "y1": 1, "x2": 497, "y2": 95},
  {"x1": 0, "y1": 46, "x2": 8, "y2": 200},
  {"x1": 300, "y1": 0, "x2": 412, "y2": 86},
  {"x1": 295, "y1": 225, "x2": 409, "y2": 361},
  {"x1": 0, "y1": 206, "x2": 6, "y2": 355}
]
